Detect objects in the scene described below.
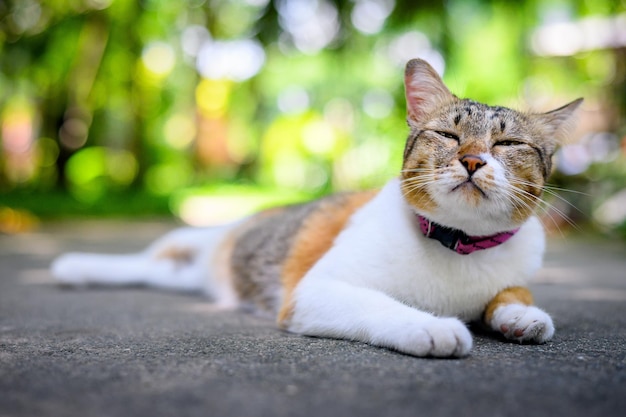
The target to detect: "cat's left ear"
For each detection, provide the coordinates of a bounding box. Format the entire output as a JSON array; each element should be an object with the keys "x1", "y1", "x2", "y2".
[
  {"x1": 539, "y1": 98, "x2": 584, "y2": 144},
  {"x1": 404, "y1": 59, "x2": 455, "y2": 127}
]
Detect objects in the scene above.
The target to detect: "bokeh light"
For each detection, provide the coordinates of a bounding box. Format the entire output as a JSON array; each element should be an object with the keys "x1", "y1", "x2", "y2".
[
  {"x1": 277, "y1": 0, "x2": 340, "y2": 54},
  {"x1": 142, "y1": 42, "x2": 176, "y2": 78},
  {"x1": 196, "y1": 39, "x2": 265, "y2": 81},
  {"x1": 0, "y1": 0, "x2": 624, "y2": 239},
  {"x1": 351, "y1": 0, "x2": 395, "y2": 35}
]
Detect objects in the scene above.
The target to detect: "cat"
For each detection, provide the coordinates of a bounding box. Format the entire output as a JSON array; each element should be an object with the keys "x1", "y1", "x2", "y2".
[{"x1": 51, "y1": 59, "x2": 582, "y2": 358}]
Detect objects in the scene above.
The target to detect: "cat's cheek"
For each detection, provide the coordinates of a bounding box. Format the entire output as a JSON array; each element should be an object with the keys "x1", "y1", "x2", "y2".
[{"x1": 401, "y1": 183, "x2": 438, "y2": 214}]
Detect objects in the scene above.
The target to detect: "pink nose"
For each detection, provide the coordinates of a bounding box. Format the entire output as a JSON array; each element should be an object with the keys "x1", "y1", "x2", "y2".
[{"x1": 460, "y1": 155, "x2": 486, "y2": 175}]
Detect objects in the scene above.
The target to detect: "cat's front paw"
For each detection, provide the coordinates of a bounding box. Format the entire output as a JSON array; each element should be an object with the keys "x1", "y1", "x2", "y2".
[
  {"x1": 490, "y1": 304, "x2": 554, "y2": 343},
  {"x1": 401, "y1": 317, "x2": 473, "y2": 357}
]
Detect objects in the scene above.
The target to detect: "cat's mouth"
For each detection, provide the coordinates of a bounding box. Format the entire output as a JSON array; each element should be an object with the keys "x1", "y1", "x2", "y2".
[{"x1": 451, "y1": 179, "x2": 487, "y2": 198}]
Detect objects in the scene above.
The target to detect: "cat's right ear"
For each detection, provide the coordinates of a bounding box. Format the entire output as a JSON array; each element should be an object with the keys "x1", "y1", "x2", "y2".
[{"x1": 404, "y1": 59, "x2": 455, "y2": 127}]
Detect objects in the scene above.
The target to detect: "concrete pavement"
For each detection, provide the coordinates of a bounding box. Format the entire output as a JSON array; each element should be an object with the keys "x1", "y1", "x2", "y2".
[{"x1": 1, "y1": 220, "x2": 625, "y2": 417}]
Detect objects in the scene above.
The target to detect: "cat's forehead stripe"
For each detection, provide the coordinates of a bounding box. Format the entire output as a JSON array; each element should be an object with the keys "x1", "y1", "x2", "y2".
[{"x1": 450, "y1": 101, "x2": 512, "y2": 135}]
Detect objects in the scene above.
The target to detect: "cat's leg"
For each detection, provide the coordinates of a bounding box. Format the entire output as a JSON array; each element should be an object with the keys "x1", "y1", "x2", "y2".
[
  {"x1": 483, "y1": 286, "x2": 554, "y2": 343},
  {"x1": 51, "y1": 251, "x2": 206, "y2": 291},
  {"x1": 285, "y1": 278, "x2": 472, "y2": 357},
  {"x1": 51, "y1": 226, "x2": 231, "y2": 294}
]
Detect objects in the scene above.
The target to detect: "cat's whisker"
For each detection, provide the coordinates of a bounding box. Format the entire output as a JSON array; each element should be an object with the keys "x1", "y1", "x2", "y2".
[
  {"x1": 400, "y1": 176, "x2": 438, "y2": 195},
  {"x1": 511, "y1": 192, "x2": 564, "y2": 235},
  {"x1": 400, "y1": 180, "x2": 439, "y2": 207},
  {"x1": 509, "y1": 178, "x2": 585, "y2": 217},
  {"x1": 544, "y1": 184, "x2": 590, "y2": 196},
  {"x1": 401, "y1": 184, "x2": 429, "y2": 200},
  {"x1": 401, "y1": 174, "x2": 441, "y2": 182},
  {"x1": 400, "y1": 167, "x2": 446, "y2": 174},
  {"x1": 401, "y1": 183, "x2": 436, "y2": 201},
  {"x1": 507, "y1": 185, "x2": 553, "y2": 214},
  {"x1": 507, "y1": 185, "x2": 580, "y2": 234},
  {"x1": 400, "y1": 173, "x2": 437, "y2": 182},
  {"x1": 502, "y1": 187, "x2": 564, "y2": 235},
  {"x1": 540, "y1": 185, "x2": 585, "y2": 208},
  {"x1": 401, "y1": 179, "x2": 436, "y2": 190}
]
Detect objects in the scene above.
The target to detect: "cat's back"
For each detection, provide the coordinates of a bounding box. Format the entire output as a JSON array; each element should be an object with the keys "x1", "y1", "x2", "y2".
[{"x1": 224, "y1": 190, "x2": 377, "y2": 314}]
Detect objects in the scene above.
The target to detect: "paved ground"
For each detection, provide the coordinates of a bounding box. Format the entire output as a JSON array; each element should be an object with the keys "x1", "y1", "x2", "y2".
[{"x1": 1, "y1": 219, "x2": 625, "y2": 417}]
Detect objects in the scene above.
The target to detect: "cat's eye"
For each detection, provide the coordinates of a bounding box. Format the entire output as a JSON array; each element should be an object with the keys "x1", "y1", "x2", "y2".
[
  {"x1": 435, "y1": 131, "x2": 459, "y2": 142},
  {"x1": 494, "y1": 140, "x2": 526, "y2": 147}
]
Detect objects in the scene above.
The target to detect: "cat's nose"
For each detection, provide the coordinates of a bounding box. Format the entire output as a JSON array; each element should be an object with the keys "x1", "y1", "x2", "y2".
[{"x1": 460, "y1": 154, "x2": 486, "y2": 175}]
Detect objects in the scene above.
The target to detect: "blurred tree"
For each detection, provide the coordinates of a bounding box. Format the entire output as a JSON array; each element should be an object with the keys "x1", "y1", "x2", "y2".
[{"x1": 0, "y1": 0, "x2": 624, "y2": 232}]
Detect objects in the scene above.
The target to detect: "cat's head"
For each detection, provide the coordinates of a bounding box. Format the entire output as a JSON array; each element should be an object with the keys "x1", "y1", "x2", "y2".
[{"x1": 401, "y1": 59, "x2": 582, "y2": 235}]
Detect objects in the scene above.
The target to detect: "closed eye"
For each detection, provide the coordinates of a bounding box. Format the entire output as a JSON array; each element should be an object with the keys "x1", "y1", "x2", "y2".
[
  {"x1": 494, "y1": 140, "x2": 526, "y2": 147},
  {"x1": 435, "y1": 131, "x2": 459, "y2": 141}
]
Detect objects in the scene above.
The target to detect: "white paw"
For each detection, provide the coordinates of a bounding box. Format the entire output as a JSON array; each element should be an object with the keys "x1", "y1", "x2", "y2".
[
  {"x1": 490, "y1": 304, "x2": 554, "y2": 343},
  {"x1": 400, "y1": 317, "x2": 473, "y2": 357},
  {"x1": 50, "y1": 253, "x2": 88, "y2": 285}
]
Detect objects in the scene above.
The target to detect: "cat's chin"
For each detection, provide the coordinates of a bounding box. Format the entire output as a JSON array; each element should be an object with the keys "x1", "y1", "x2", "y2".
[
  {"x1": 450, "y1": 180, "x2": 487, "y2": 200},
  {"x1": 415, "y1": 200, "x2": 523, "y2": 236}
]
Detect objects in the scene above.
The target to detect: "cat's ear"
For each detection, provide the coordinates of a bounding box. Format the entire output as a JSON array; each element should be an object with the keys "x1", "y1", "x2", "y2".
[
  {"x1": 539, "y1": 98, "x2": 584, "y2": 144},
  {"x1": 404, "y1": 59, "x2": 455, "y2": 126}
]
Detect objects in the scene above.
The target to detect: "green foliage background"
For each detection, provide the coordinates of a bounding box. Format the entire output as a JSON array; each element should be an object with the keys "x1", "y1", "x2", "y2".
[{"x1": 0, "y1": 0, "x2": 625, "y2": 234}]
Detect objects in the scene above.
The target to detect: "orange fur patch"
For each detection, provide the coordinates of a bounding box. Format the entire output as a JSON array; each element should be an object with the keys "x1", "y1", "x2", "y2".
[
  {"x1": 400, "y1": 177, "x2": 438, "y2": 214},
  {"x1": 277, "y1": 191, "x2": 377, "y2": 327},
  {"x1": 155, "y1": 246, "x2": 196, "y2": 264},
  {"x1": 483, "y1": 286, "x2": 534, "y2": 323}
]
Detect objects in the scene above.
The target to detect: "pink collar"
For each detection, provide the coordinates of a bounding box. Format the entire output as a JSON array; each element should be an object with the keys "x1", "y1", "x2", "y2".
[{"x1": 417, "y1": 215, "x2": 519, "y2": 255}]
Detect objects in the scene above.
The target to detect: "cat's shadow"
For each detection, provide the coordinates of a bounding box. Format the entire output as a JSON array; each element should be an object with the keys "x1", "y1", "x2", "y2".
[
  {"x1": 469, "y1": 322, "x2": 543, "y2": 345},
  {"x1": 469, "y1": 322, "x2": 516, "y2": 344}
]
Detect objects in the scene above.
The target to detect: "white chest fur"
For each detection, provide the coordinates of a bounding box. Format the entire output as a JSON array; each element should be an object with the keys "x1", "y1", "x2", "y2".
[{"x1": 298, "y1": 178, "x2": 546, "y2": 322}]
